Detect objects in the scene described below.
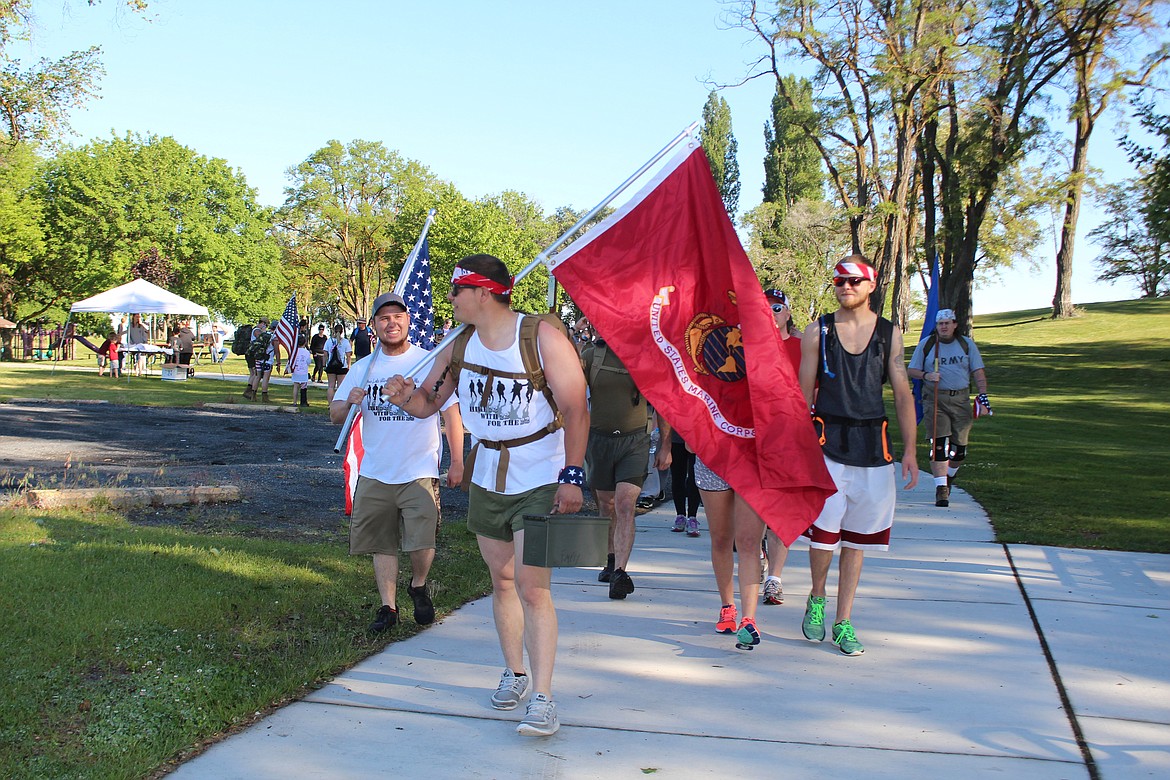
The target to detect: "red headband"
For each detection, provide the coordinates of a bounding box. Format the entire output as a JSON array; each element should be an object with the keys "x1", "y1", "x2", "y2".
[
  {"x1": 452, "y1": 266, "x2": 512, "y2": 295},
  {"x1": 833, "y1": 260, "x2": 876, "y2": 281}
]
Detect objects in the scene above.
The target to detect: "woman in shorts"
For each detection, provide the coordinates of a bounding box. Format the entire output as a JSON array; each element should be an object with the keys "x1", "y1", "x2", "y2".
[
  {"x1": 323, "y1": 322, "x2": 352, "y2": 403},
  {"x1": 694, "y1": 456, "x2": 766, "y2": 650}
]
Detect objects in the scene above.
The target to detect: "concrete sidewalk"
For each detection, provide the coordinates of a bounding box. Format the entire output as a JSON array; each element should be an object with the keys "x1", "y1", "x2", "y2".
[{"x1": 170, "y1": 479, "x2": 1170, "y2": 779}]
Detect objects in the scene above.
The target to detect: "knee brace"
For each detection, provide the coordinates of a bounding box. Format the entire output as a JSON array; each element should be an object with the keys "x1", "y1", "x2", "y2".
[
  {"x1": 951, "y1": 443, "x2": 968, "y2": 462},
  {"x1": 931, "y1": 436, "x2": 951, "y2": 462}
]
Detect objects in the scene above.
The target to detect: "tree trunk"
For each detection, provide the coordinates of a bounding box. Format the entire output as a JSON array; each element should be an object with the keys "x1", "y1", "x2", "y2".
[{"x1": 1053, "y1": 112, "x2": 1092, "y2": 319}]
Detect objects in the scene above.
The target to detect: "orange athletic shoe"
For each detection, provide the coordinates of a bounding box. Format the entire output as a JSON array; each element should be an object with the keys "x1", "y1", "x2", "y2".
[{"x1": 715, "y1": 604, "x2": 737, "y2": 634}]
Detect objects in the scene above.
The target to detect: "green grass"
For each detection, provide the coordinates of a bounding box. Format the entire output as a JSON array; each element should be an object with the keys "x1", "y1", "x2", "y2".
[
  {"x1": 909, "y1": 298, "x2": 1170, "y2": 552},
  {"x1": 0, "y1": 358, "x2": 328, "y2": 410},
  {"x1": 0, "y1": 507, "x2": 490, "y2": 779}
]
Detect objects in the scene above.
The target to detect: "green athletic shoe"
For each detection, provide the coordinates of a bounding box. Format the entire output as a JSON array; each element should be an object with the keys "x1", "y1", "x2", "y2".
[
  {"x1": 801, "y1": 595, "x2": 826, "y2": 642},
  {"x1": 832, "y1": 619, "x2": 865, "y2": 656}
]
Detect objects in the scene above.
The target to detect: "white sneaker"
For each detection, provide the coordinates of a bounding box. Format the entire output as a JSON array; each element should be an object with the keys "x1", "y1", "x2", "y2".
[
  {"x1": 490, "y1": 668, "x2": 530, "y2": 710},
  {"x1": 516, "y1": 693, "x2": 559, "y2": 736}
]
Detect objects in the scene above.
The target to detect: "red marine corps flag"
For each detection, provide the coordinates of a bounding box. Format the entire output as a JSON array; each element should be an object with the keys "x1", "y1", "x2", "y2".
[{"x1": 551, "y1": 145, "x2": 835, "y2": 544}]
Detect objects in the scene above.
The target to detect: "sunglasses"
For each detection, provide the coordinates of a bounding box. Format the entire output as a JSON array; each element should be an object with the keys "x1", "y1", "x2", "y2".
[
  {"x1": 770, "y1": 303, "x2": 787, "y2": 312},
  {"x1": 450, "y1": 283, "x2": 474, "y2": 295},
  {"x1": 834, "y1": 277, "x2": 868, "y2": 288}
]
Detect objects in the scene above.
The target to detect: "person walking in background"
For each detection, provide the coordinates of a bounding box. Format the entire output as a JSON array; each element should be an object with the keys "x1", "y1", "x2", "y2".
[
  {"x1": 243, "y1": 319, "x2": 276, "y2": 402},
  {"x1": 331, "y1": 292, "x2": 465, "y2": 635},
  {"x1": 581, "y1": 336, "x2": 658, "y2": 600},
  {"x1": 798, "y1": 257, "x2": 918, "y2": 656},
  {"x1": 324, "y1": 322, "x2": 352, "y2": 403},
  {"x1": 310, "y1": 323, "x2": 328, "y2": 383},
  {"x1": 351, "y1": 318, "x2": 373, "y2": 361},
  {"x1": 668, "y1": 428, "x2": 701, "y2": 537},
  {"x1": 288, "y1": 333, "x2": 312, "y2": 407},
  {"x1": 906, "y1": 309, "x2": 991, "y2": 507},
  {"x1": 382, "y1": 254, "x2": 588, "y2": 738},
  {"x1": 761, "y1": 288, "x2": 803, "y2": 607}
]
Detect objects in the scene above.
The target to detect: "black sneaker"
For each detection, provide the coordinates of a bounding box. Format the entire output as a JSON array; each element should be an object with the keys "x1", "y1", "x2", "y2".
[
  {"x1": 369, "y1": 604, "x2": 398, "y2": 633},
  {"x1": 598, "y1": 553, "x2": 615, "y2": 583},
  {"x1": 407, "y1": 583, "x2": 435, "y2": 625},
  {"x1": 609, "y1": 568, "x2": 635, "y2": 600},
  {"x1": 935, "y1": 485, "x2": 950, "y2": 507}
]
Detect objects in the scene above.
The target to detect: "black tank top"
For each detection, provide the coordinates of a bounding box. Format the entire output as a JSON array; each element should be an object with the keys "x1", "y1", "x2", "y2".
[{"x1": 813, "y1": 312, "x2": 895, "y2": 467}]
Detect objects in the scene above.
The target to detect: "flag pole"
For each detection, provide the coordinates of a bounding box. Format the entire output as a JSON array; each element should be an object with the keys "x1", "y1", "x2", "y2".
[
  {"x1": 331, "y1": 122, "x2": 700, "y2": 453},
  {"x1": 333, "y1": 208, "x2": 438, "y2": 452}
]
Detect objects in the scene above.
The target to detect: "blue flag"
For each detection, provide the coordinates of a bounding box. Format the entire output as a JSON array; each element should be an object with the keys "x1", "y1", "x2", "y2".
[
  {"x1": 912, "y1": 254, "x2": 940, "y2": 423},
  {"x1": 400, "y1": 237, "x2": 435, "y2": 350}
]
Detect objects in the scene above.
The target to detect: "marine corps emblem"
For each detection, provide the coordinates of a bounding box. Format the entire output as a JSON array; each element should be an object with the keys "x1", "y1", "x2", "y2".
[{"x1": 685, "y1": 312, "x2": 745, "y2": 382}]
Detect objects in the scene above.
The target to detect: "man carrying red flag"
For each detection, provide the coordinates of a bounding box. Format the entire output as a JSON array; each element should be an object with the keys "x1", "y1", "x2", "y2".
[
  {"x1": 798, "y1": 257, "x2": 919, "y2": 656},
  {"x1": 550, "y1": 145, "x2": 835, "y2": 549}
]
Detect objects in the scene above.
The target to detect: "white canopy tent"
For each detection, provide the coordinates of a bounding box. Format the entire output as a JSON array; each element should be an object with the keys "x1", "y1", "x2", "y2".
[
  {"x1": 70, "y1": 278, "x2": 209, "y2": 316},
  {"x1": 62, "y1": 278, "x2": 216, "y2": 378}
]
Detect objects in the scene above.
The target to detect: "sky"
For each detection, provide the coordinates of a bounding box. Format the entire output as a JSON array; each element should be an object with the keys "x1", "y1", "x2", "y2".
[{"x1": 13, "y1": 0, "x2": 1147, "y2": 316}]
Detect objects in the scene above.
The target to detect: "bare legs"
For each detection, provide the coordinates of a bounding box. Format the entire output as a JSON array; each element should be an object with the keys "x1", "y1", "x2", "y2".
[{"x1": 477, "y1": 532, "x2": 557, "y2": 697}]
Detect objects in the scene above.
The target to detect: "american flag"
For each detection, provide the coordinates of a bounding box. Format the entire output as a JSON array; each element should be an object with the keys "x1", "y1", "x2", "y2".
[
  {"x1": 274, "y1": 293, "x2": 299, "y2": 360},
  {"x1": 400, "y1": 238, "x2": 435, "y2": 349}
]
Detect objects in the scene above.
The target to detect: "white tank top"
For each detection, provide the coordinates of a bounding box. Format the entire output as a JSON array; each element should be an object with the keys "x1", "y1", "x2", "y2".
[{"x1": 459, "y1": 315, "x2": 564, "y2": 494}]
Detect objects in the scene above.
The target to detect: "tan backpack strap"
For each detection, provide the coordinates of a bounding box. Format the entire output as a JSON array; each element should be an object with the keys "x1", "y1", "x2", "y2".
[{"x1": 519, "y1": 315, "x2": 558, "y2": 416}]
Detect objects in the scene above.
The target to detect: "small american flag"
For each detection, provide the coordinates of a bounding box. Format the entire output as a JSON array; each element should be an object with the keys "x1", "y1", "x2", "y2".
[
  {"x1": 274, "y1": 294, "x2": 298, "y2": 359},
  {"x1": 401, "y1": 238, "x2": 435, "y2": 349}
]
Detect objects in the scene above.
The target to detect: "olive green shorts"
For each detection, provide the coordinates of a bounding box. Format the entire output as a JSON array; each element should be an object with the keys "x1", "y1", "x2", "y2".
[
  {"x1": 466, "y1": 482, "x2": 559, "y2": 543},
  {"x1": 586, "y1": 429, "x2": 651, "y2": 492},
  {"x1": 349, "y1": 476, "x2": 439, "y2": 555}
]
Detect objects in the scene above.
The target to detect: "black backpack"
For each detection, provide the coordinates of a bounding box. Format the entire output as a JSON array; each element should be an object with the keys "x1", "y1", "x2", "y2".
[{"x1": 232, "y1": 324, "x2": 253, "y2": 355}]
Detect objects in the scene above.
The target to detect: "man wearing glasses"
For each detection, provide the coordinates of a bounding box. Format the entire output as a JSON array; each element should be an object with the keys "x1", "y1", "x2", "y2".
[{"x1": 797, "y1": 257, "x2": 919, "y2": 656}]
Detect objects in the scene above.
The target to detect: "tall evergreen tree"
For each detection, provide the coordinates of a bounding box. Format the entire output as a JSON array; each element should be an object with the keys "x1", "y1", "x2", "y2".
[
  {"x1": 700, "y1": 90, "x2": 741, "y2": 221},
  {"x1": 762, "y1": 75, "x2": 823, "y2": 212}
]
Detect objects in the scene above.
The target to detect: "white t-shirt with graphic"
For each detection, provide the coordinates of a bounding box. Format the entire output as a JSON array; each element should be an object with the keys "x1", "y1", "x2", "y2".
[
  {"x1": 459, "y1": 315, "x2": 564, "y2": 494},
  {"x1": 335, "y1": 344, "x2": 456, "y2": 485}
]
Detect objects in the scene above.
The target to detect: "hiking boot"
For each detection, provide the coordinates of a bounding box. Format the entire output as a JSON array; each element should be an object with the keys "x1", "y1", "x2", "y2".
[
  {"x1": 242, "y1": 387, "x2": 254, "y2": 400},
  {"x1": 608, "y1": 568, "x2": 635, "y2": 600},
  {"x1": 261, "y1": 392, "x2": 270, "y2": 404},
  {"x1": 736, "y1": 617, "x2": 761, "y2": 647},
  {"x1": 516, "y1": 693, "x2": 559, "y2": 736},
  {"x1": 935, "y1": 485, "x2": 950, "y2": 507},
  {"x1": 368, "y1": 604, "x2": 398, "y2": 633},
  {"x1": 832, "y1": 619, "x2": 865, "y2": 656},
  {"x1": 762, "y1": 578, "x2": 784, "y2": 605},
  {"x1": 490, "y1": 668, "x2": 530, "y2": 711},
  {"x1": 685, "y1": 516, "x2": 700, "y2": 537},
  {"x1": 598, "y1": 553, "x2": 615, "y2": 583},
  {"x1": 715, "y1": 603, "x2": 737, "y2": 634},
  {"x1": 407, "y1": 583, "x2": 435, "y2": 625},
  {"x1": 671, "y1": 515, "x2": 687, "y2": 533},
  {"x1": 802, "y1": 595, "x2": 826, "y2": 642}
]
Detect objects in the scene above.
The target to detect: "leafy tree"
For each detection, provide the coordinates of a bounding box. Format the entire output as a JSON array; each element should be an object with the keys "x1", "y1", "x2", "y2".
[
  {"x1": 1050, "y1": 0, "x2": 1168, "y2": 319},
  {"x1": 743, "y1": 199, "x2": 848, "y2": 326},
  {"x1": 0, "y1": 139, "x2": 42, "y2": 357},
  {"x1": 700, "y1": 90, "x2": 741, "y2": 221},
  {"x1": 279, "y1": 139, "x2": 445, "y2": 323},
  {"x1": 1, "y1": 1, "x2": 149, "y2": 148},
  {"x1": 1089, "y1": 178, "x2": 1168, "y2": 296},
  {"x1": 35, "y1": 133, "x2": 283, "y2": 322}
]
